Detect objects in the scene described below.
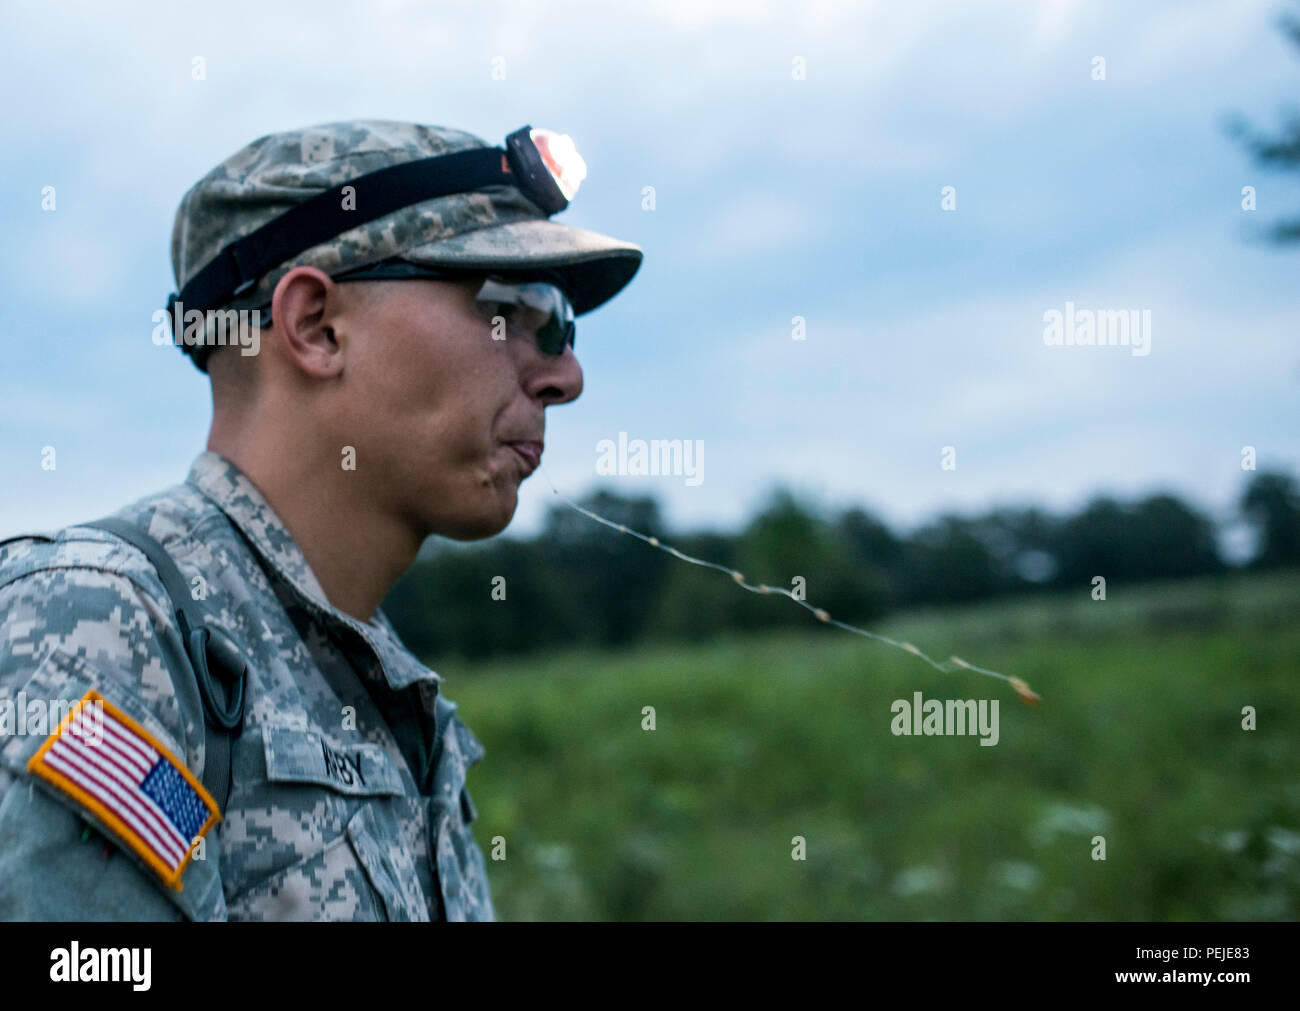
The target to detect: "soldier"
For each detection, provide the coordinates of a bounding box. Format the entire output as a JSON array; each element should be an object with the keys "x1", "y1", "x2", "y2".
[{"x1": 0, "y1": 120, "x2": 642, "y2": 920}]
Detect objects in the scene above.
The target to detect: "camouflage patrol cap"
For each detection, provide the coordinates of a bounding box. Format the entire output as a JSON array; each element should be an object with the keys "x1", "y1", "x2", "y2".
[{"x1": 170, "y1": 119, "x2": 643, "y2": 369}]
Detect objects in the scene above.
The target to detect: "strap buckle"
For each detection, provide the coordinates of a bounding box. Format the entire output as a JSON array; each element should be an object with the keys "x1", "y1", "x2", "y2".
[
  {"x1": 189, "y1": 626, "x2": 247, "y2": 731},
  {"x1": 227, "y1": 243, "x2": 258, "y2": 298}
]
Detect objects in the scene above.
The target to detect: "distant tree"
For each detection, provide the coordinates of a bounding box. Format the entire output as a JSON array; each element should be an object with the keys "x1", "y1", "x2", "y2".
[
  {"x1": 1227, "y1": 4, "x2": 1300, "y2": 241},
  {"x1": 1055, "y1": 494, "x2": 1221, "y2": 587},
  {"x1": 645, "y1": 531, "x2": 744, "y2": 641},
  {"x1": 902, "y1": 515, "x2": 1000, "y2": 604},
  {"x1": 1241, "y1": 471, "x2": 1300, "y2": 567},
  {"x1": 1055, "y1": 496, "x2": 1143, "y2": 586},
  {"x1": 540, "y1": 489, "x2": 671, "y2": 647},
  {"x1": 833, "y1": 507, "x2": 903, "y2": 614},
  {"x1": 837, "y1": 507, "x2": 905, "y2": 571},
  {"x1": 735, "y1": 486, "x2": 837, "y2": 630},
  {"x1": 966, "y1": 507, "x2": 1063, "y2": 590},
  {"x1": 1128, "y1": 494, "x2": 1224, "y2": 579}
]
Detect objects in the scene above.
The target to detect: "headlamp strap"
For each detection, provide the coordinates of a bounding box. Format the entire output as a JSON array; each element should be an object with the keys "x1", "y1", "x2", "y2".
[{"x1": 172, "y1": 146, "x2": 514, "y2": 321}]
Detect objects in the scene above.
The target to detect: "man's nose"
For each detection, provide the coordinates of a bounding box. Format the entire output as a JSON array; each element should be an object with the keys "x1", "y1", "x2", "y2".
[{"x1": 527, "y1": 346, "x2": 583, "y2": 405}]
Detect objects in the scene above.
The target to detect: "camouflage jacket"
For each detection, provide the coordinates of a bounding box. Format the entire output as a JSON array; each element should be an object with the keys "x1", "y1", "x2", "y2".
[{"x1": 0, "y1": 451, "x2": 494, "y2": 921}]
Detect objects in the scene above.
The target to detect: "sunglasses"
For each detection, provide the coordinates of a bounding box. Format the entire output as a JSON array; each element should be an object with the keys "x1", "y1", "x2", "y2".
[{"x1": 255, "y1": 260, "x2": 577, "y2": 357}]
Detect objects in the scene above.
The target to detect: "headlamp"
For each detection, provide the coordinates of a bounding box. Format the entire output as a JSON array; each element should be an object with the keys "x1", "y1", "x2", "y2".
[
  {"x1": 505, "y1": 127, "x2": 587, "y2": 213},
  {"x1": 167, "y1": 125, "x2": 588, "y2": 366}
]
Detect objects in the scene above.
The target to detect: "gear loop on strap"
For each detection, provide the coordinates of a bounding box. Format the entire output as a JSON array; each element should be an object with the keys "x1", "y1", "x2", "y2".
[{"x1": 82, "y1": 516, "x2": 246, "y2": 812}]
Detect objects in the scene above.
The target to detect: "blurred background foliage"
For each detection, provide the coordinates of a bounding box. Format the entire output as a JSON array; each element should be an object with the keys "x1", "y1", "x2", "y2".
[
  {"x1": 445, "y1": 566, "x2": 1300, "y2": 921},
  {"x1": 384, "y1": 470, "x2": 1300, "y2": 921},
  {"x1": 384, "y1": 469, "x2": 1297, "y2": 663}
]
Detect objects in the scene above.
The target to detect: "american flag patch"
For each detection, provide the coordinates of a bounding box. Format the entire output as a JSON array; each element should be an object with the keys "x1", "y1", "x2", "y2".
[{"x1": 26, "y1": 690, "x2": 219, "y2": 891}]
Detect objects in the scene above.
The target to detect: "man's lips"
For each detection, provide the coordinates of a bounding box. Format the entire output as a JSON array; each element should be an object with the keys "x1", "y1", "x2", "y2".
[{"x1": 507, "y1": 441, "x2": 543, "y2": 473}]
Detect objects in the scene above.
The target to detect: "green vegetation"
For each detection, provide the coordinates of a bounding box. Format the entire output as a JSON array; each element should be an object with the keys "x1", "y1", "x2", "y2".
[
  {"x1": 445, "y1": 570, "x2": 1300, "y2": 920},
  {"x1": 386, "y1": 470, "x2": 1300, "y2": 663}
]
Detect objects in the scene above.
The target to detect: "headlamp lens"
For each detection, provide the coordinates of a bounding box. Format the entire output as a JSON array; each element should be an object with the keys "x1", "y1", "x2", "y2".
[{"x1": 529, "y1": 128, "x2": 587, "y2": 202}]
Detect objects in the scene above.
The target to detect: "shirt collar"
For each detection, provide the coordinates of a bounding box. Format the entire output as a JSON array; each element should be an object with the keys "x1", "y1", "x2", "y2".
[{"x1": 184, "y1": 450, "x2": 441, "y2": 692}]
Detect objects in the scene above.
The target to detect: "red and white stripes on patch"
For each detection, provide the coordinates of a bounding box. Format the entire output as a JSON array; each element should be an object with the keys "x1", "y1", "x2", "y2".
[{"x1": 38, "y1": 703, "x2": 191, "y2": 870}]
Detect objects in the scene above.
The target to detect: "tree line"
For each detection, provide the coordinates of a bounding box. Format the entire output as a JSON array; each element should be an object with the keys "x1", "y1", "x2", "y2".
[{"x1": 382, "y1": 470, "x2": 1300, "y2": 662}]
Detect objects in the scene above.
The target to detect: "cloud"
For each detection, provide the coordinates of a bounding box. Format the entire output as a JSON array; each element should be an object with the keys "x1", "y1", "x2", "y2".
[
  {"x1": 687, "y1": 190, "x2": 824, "y2": 259},
  {"x1": 0, "y1": 0, "x2": 1294, "y2": 544}
]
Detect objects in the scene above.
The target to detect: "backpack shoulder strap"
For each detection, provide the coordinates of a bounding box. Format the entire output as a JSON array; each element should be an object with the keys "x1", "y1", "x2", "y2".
[{"x1": 82, "y1": 516, "x2": 247, "y2": 813}]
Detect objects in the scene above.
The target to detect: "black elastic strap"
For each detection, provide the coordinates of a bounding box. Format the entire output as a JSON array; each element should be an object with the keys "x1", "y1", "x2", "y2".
[
  {"x1": 201, "y1": 723, "x2": 231, "y2": 823},
  {"x1": 89, "y1": 518, "x2": 199, "y2": 640},
  {"x1": 173, "y1": 147, "x2": 513, "y2": 319},
  {"x1": 84, "y1": 517, "x2": 244, "y2": 813}
]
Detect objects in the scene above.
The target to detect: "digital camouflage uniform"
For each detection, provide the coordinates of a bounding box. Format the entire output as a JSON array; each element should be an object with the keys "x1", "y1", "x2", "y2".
[
  {"x1": 0, "y1": 120, "x2": 642, "y2": 920},
  {"x1": 0, "y1": 451, "x2": 493, "y2": 920}
]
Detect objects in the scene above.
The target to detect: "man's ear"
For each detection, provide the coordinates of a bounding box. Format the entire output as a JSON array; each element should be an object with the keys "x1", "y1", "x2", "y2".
[{"x1": 269, "y1": 266, "x2": 346, "y2": 379}]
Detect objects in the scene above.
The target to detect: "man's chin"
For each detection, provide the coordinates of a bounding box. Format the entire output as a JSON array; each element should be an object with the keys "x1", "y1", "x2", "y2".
[{"x1": 430, "y1": 492, "x2": 518, "y2": 541}]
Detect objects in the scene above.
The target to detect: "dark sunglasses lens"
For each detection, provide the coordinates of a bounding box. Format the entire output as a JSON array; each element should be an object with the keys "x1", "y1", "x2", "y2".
[
  {"x1": 538, "y1": 289, "x2": 575, "y2": 355},
  {"x1": 478, "y1": 279, "x2": 575, "y2": 356},
  {"x1": 538, "y1": 318, "x2": 575, "y2": 355}
]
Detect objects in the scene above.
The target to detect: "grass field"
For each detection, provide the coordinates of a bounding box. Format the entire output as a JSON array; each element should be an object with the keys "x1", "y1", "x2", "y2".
[{"x1": 442, "y1": 570, "x2": 1300, "y2": 920}]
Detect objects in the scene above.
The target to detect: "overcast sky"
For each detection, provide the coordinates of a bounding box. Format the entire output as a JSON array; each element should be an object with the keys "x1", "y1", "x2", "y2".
[{"x1": 1, "y1": 0, "x2": 1296, "y2": 546}]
